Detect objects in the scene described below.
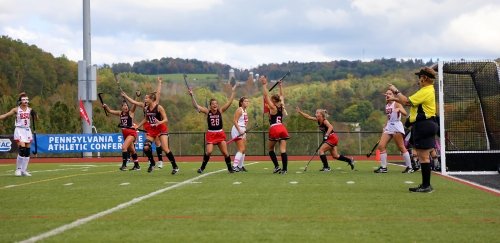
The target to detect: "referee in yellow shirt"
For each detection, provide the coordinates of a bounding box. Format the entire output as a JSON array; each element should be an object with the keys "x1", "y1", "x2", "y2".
[{"x1": 388, "y1": 67, "x2": 439, "y2": 193}]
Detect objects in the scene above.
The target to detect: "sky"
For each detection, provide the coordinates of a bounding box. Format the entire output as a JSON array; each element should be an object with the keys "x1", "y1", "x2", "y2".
[{"x1": 1, "y1": 0, "x2": 499, "y2": 69}]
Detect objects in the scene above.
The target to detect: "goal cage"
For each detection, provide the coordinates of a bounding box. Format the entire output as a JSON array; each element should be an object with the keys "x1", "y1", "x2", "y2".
[{"x1": 438, "y1": 60, "x2": 500, "y2": 175}]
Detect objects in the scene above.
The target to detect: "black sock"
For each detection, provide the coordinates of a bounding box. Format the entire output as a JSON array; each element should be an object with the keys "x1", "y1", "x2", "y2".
[
  {"x1": 121, "y1": 152, "x2": 128, "y2": 166},
  {"x1": 156, "y1": 147, "x2": 163, "y2": 161},
  {"x1": 421, "y1": 163, "x2": 431, "y2": 187},
  {"x1": 166, "y1": 151, "x2": 177, "y2": 168},
  {"x1": 269, "y1": 151, "x2": 279, "y2": 167},
  {"x1": 131, "y1": 153, "x2": 138, "y2": 161},
  {"x1": 144, "y1": 149, "x2": 155, "y2": 166},
  {"x1": 337, "y1": 155, "x2": 351, "y2": 163},
  {"x1": 201, "y1": 154, "x2": 210, "y2": 170},
  {"x1": 225, "y1": 156, "x2": 232, "y2": 170},
  {"x1": 281, "y1": 153, "x2": 288, "y2": 171},
  {"x1": 320, "y1": 154, "x2": 329, "y2": 168}
]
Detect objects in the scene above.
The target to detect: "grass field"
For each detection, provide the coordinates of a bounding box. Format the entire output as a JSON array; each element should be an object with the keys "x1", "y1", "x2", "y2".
[{"x1": 1, "y1": 161, "x2": 499, "y2": 242}]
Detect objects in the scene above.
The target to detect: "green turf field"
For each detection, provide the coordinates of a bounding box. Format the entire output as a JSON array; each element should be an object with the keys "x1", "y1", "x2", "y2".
[{"x1": 0, "y1": 161, "x2": 498, "y2": 242}]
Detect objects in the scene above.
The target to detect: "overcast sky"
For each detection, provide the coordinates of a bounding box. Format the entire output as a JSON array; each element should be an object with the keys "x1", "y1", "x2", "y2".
[{"x1": 1, "y1": 0, "x2": 499, "y2": 69}]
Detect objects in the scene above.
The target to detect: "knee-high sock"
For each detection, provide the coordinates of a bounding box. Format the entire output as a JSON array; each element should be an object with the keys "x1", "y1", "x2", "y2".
[
  {"x1": 233, "y1": 152, "x2": 242, "y2": 167},
  {"x1": 122, "y1": 152, "x2": 128, "y2": 166},
  {"x1": 225, "y1": 156, "x2": 232, "y2": 170},
  {"x1": 16, "y1": 155, "x2": 22, "y2": 171},
  {"x1": 269, "y1": 151, "x2": 279, "y2": 167},
  {"x1": 201, "y1": 154, "x2": 210, "y2": 170},
  {"x1": 166, "y1": 151, "x2": 177, "y2": 168},
  {"x1": 144, "y1": 149, "x2": 155, "y2": 166},
  {"x1": 403, "y1": 151, "x2": 412, "y2": 167},
  {"x1": 156, "y1": 146, "x2": 163, "y2": 161},
  {"x1": 21, "y1": 156, "x2": 30, "y2": 171},
  {"x1": 320, "y1": 154, "x2": 329, "y2": 168},
  {"x1": 281, "y1": 153, "x2": 288, "y2": 171},
  {"x1": 421, "y1": 163, "x2": 431, "y2": 187},
  {"x1": 380, "y1": 151, "x2": 388, "y2": 168},
  {"x1": 239, "y1": 154, "x2": 245, "y2": 168}
]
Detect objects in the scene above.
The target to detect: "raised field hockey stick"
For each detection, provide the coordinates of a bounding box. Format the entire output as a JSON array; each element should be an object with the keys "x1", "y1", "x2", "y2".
[
  {"x1": 113, "y1": 73, "x2": 124, "y2": 92},
  {"x1": 30, "y1": 110, "x2": 38, "y2": 155},
  {"x1": 366, "y1": 140, "x2": 380, "y2": 158},
  {"x1": 304, "y1": 141, "x2": 325, "y2": 171},
  {"x1": 97, "y1": 92, "x2": 108, "y2": 116},
  {"x1": 227, "y1": 124, "x2": 259, "y2": 145},
  {"x1": 118, "y1": 124, "x2": 146, "y2": 133},
  {"x1": 268, "y1": 71, "x2": 290, "y2": 91},
  {"x1": 184, "y1": 74, "x2": 200, "y2": 112}
]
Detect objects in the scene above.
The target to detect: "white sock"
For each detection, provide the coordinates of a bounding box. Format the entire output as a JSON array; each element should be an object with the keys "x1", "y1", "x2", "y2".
[
  {"x1": 239, "y1": 154, "x2": 245, "y2": 168},
  {"x1": 21, "y1": 156, "x2": 30, "y2": 172},
  {"x1": 403, "y1": 152, "x2": 412, "y2": 167},
  {"x1": 16, "y1": 155, "x2": 22, "y2": 171},
  {"x1": 233, "y1": 152, "x2": 242, "y2": 167},
  {"x1": 380, "y1": 151, "x2": 388, "y2": 168}
]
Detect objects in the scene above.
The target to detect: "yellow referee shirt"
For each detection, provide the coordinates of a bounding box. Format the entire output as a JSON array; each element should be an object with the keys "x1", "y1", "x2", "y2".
[{"x1": 408, "y1": 85, "x2": 436, "y2": 123}]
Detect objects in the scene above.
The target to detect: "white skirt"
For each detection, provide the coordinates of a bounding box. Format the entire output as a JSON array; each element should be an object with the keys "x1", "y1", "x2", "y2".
[
  {"x1": 384, "y1": 121, "x2": 405, "y2": 135},
  {"x1": 231, "y1": 125, "x2": 246, "y2": 140},
  {"x1": 14, "y1": 127, "x2": 33, "y2": 143}
]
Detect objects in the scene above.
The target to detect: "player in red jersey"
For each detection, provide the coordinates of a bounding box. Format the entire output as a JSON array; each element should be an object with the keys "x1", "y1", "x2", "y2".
[
  {"x1": 135, "y1": 92, "x2": 179, "y2": 174},
  {"x1": 260, "y1": 75, "x2": 290, "y2": 174},
  {"x1": 0, "y1": 92, "x2": 37, "y2": 176},
  {"x1": 189, "y1": 84, "x2": 237, "y2": 173},
  {"x1": 103, "y1": 100, "x2": 140, "y2": 171},
  {"x1": 296, "y1": 107, "x2": 355, "y2": 171}
]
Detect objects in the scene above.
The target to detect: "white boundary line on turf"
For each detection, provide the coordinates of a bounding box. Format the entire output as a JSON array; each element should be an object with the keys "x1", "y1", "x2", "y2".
[{"x1": 19, "y1": 162, "x2": 259, "y2": 243}]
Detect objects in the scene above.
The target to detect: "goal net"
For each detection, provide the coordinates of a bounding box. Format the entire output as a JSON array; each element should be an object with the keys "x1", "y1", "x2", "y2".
[{"x1": 438, "y1": 60, "x2": 500, "y2": 175}]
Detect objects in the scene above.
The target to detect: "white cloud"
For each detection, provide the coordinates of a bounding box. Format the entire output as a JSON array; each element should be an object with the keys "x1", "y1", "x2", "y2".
[{"x1": 305, "y1": 8, "x2": 351, "y2": 29}]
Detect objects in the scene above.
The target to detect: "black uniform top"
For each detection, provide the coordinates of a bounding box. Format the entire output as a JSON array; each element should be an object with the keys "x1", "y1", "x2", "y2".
[
  {"x1": 207, "y1": 109, "x2": 223, "y2": 130},
  {"x1": 317, "y1": 120, "x2": 334, "y2": 136},
  {"x1": 269, "y1": 106, "x2": 284, "y2": 125},
  {"x1": 120, "y1": 111, "x2": 133, "y2": 127},
  {"x1": 145, "y1": 104, "x2": 162, "y2": 124}
]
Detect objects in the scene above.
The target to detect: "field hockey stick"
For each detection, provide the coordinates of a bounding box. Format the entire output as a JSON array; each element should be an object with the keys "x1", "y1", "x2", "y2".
[
  {"x1": 30, "y1": 110, "x2": 38, "y2": 155},
  {"x1": 113, "y1": 73, "x2": 124, "y2": 93},
  {"x1": 117, "y1": 124, "x2": 146, "y2": 133},
  {"x1": 268, "y1": 71, "x2": 290, "y2": 91},
  {"x1": 227, "y1": 124, "x2": 259, "y2": 144},
  {"x1": 183, "y1": 74, "x2": 200, "y2": 112},
  {"x1": 366, "y1": 140, "x2": 380, "y2": 157},
  {"x1": 304, "y1": 141, "x2": 325, "y2": 171},
  {"x1": 97, "y1": 92, "x2": 108, "y2": 116}
]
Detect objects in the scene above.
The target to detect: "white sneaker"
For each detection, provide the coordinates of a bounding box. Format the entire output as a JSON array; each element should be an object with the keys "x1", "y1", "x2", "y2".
[
  {"x1": 15, "y1": 169, "x2": 22, "y2": 177},
  {"x1": 21, "y1": 171, "x2": 32, "y2": 177},
  {"x1": 157, "y1": 161, "x2": 163, "y2": 169}
]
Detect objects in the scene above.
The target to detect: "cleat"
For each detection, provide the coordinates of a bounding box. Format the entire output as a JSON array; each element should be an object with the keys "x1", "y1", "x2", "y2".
[
  {"x1": 119, "y1": 166, "x2": 127, "y2": 171},
  {"x1": 374, "y1": 167, "x2": 388, "y2": 173},
  {"x1": 130, "y1": 165, "x2": 141, "y2": 171},
  {"x1": 279, "y1": 170, "x2": 287, "y2": 175},
  {"x1": 197, "y1": 168, "x2": 203, "y2": 174},
  {"x1": 409, "y1": 184, "x2": 433, "y2": 193},
  {"x1": 232, "y1": 166, "x2": 240, "y2": 172},
  {"x1": 157, "y1": 161, "x2": 163, "y2": 169},
  {"x1": 15, "y1": 169, "x2": 22, "y2": 177},
  {"x1": 319, "y1": 167, "x2": 331, "y2": 172},
  {"x1": 348, "y1": 158, "x2": 355, "y2": 170},
  {"x1": 273, "y1": 167, "x2": 282, "y2": 174},
  {"x1": 171, "y1": 168, "x2": 179, "y2": 175},
  {"x1": 240, "y1": 166, "x2": 248, "y2": 172},
  {"x1": 21, "y1": 171, "x2": 32, "y2": 177},
  {"x1": 402, "y1": 167, "x2": 414, "y2": 173},
  {"x1": 147, "y1": 165, "x2": 154, "y2": 173}
]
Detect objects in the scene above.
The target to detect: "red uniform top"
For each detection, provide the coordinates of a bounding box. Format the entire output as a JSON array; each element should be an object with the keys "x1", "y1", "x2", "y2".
[{"x1": 207, "y1": 109, "x2": 223, "y2": 131}]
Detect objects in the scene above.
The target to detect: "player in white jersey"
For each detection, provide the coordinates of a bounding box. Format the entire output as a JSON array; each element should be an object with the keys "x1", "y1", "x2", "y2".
[
  {"x1": 0, "y1": 93, "x2": 36, "y2": 176},
  {"x1": 231, "y1": 97, "x2": 250, "y2": 172},
  {"x1": 374, "y1": 89, "x2": 414, "y2": 173}
]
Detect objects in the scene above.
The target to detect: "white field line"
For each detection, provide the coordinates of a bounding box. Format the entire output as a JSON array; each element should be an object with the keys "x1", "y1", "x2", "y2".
[{"x1": 20, "y1": 162, "x2": 258, "y2": 243}]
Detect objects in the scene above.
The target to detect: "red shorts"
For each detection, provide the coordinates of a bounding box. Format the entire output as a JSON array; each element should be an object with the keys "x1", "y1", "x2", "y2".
[
  {"x1": 269, "y1": 124, "x2": 290, "y2": 141},
  {"x1": 146, "y1": 123, "x2": 168, "y2": 138},
  {"x1": 324, "y1": 133, "x2": 339, "y2": 147},
  {"x1": 206, "y1": 130, "x2": 226, "y2": 144},
  {"x1": 122, "y1": 128, "x2": 138, "y2": 140}
]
